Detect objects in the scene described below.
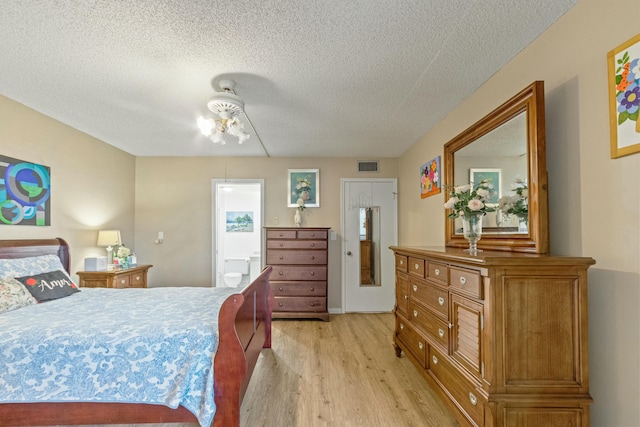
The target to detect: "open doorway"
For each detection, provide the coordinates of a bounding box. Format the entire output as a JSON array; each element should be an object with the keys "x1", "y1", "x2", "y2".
[{"x1": 212, "y1": 179, "x2": 264, "y2": 287}]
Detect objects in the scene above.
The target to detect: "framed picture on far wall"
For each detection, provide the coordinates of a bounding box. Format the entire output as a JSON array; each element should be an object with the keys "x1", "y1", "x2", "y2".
[
  {"x1": 420, "y1": 156, "x2": 441, "y2": 199},
  {"x1": 470, "y1": 168, "x2": 501, "y2": 205},
  {"x1": 288, "y1": 169, "x2": 319, "y2": 207},
  {"x1": 608, "y1": 32, "x2": 640, "y2": 158}
]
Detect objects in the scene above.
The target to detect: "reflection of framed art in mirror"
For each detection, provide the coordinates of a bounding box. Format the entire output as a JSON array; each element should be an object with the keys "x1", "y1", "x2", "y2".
[{"x1": 469, "y1": 168, "x2": 501, "y2": 205}]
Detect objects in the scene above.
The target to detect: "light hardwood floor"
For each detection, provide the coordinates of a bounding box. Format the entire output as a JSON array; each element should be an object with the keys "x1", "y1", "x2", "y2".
[{"x1": 241, "y1": 313, "x2": 459, "y2": 427}]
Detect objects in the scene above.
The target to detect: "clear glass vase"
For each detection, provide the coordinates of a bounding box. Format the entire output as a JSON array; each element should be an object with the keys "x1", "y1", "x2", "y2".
[
  {"x1": 462, "y1": 214, "x2": 483, "y2": 255},
  {"x1": 517, "y1": 214, "x2": 528, "y2": 233}
]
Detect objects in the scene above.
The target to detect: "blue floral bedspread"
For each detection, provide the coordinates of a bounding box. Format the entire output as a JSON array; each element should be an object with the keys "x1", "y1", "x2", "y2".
[{"x1": 0, "y1": 286, "x2": 240, "y2": 427}]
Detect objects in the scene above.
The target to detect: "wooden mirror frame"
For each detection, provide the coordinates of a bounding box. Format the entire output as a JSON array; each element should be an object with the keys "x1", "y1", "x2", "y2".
[{"x1": 444, "y1": 81, "x2": 549, "y2": 254}]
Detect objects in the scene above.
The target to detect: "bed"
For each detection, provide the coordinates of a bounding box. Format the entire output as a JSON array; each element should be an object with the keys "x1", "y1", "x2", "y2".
[{"x1": 0, "y1": 238, "x2": 273, "y2": 427}]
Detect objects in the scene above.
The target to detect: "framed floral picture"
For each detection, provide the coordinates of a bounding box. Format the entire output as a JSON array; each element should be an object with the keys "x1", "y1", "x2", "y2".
[
  {"x1": 470, "y1": 168, "x2": 501, "y2": 205},
  {"x1": 288, "y1": 169, "x2": 319, "y2": 208},
  {"x1": 608, "y1": 33, "x2": 640, "y2": 158},
  {"x1": 420, "y1": 156, "x2": 441, "y2": 199}
]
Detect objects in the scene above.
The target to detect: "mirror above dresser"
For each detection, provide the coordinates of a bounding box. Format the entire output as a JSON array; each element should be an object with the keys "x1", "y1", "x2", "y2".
[{"x1": 444, "y1": 81, "x2": 549, "y2": 254}]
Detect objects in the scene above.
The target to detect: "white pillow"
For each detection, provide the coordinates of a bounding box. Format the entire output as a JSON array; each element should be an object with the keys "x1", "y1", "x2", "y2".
[
  {"x1": 0, "y1": 277, "x2": 38, "y2": 314},
  {"x1": 0, "y1": 254, "x2": 69, "y2": 279}
]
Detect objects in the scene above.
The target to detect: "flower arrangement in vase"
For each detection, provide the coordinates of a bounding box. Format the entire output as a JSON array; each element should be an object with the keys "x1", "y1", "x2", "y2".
[
  {"x1": 444, "y1": 179, "x2": 496, "y2": 254},
  {"x1": 292, "y1": 176, "x2": 311, "y2": 227},
  {"x1": 497, "y1": 179, "x2": 528, "y2": 232}
]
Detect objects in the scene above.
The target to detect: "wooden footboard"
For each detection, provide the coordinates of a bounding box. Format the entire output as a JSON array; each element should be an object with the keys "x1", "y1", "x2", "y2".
[{"x1": 0, "y1": 238, "x2": 273, "y2": 427}]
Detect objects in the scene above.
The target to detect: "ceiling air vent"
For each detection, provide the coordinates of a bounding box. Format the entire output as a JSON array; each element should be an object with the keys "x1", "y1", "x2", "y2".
[{"x1": 357, "y1": 160, "x2": 379, "y2": 173}]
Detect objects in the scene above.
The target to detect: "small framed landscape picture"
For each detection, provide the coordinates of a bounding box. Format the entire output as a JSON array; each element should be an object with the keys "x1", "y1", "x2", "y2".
[{"x1": 288, "y1": 169, "x2": 319, "y2": 208}]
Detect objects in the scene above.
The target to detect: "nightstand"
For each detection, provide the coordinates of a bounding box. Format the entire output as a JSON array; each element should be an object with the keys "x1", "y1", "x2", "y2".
[{"x1": 76, "y1": 264, "x2": 152, "y2": 288}]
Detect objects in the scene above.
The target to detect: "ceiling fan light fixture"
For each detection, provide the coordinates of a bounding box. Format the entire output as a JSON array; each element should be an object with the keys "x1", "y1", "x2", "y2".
[{"x1": 198, "y1": 79, "x2": 251, "y2": 145}]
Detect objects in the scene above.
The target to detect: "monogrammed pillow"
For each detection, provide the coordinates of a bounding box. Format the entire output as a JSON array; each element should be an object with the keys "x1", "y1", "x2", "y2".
[
  {"x1": 0, "y1": 277, "x2": 38, "y2": 313},
  {"x1": 15, "y1": 270, "x2": 80, "y2": 302}
]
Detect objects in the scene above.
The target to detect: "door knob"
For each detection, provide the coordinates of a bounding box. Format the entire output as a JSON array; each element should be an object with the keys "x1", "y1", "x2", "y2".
[{"x1": 347, "y1": 251, "x2": 352, "y2": 256}]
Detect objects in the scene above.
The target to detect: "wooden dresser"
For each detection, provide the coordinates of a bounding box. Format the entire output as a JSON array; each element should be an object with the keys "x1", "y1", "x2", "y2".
[
  {"x1": 266, "y1": 227, "x2": 330, "y2": 321},
  {"x1": 390, "y1": 246, "x2": 594, "y2": 427},
  {"x1": 76, "y1": 264, "x2": 152, "y2": 289}
]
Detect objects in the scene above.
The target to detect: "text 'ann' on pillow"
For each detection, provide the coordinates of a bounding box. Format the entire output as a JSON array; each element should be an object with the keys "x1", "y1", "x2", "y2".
[{"x1": 15, "y1": 270, "x2": 80, "y2": 302}]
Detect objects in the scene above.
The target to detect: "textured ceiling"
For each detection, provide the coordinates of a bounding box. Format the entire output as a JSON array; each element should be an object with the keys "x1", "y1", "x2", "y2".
[{"x1": 0, "y1": 1, "x2": 577, "y2": 158}]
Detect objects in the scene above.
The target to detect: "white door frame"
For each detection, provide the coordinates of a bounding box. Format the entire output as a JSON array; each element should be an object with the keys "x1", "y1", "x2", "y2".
[
  {"x1": 340, "y1": 178, "x2": 398, "y2": 312},
  {"x1": 211, "y1": 179, "x2": 265, "y2": 287}
]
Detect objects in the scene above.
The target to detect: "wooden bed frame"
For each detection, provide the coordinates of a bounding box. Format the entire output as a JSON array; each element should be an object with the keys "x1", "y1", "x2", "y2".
[{"x1": 0, "y1": 238, "x2": 273, "y2": 427}]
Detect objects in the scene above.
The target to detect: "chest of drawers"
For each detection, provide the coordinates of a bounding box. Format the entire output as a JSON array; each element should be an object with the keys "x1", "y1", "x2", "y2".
[
  {"x1": 391, "y1": 246, "x2": 594, "y2": 427},
  {"x1": 76, "y1": 264, "x2": 152, "y2": 289},
  {"x1": 266, "y1": 227, "x2": 330, "y2": 321}
]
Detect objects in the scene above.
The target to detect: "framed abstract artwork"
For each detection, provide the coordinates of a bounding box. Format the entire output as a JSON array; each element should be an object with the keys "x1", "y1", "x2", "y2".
[
  {"x1": 288, "y1": 169, "x2": 319, "y2": 208},
  {"x1": 420, "y1": 156, "x2": 441, "y2": 199},
  {"x1": 0, "y1": 155, "x2": 51, "y2": 226},
  {"x1": 470, "y1": 168, "x2": 501, "y2": 205},
  {"x1": 608, "y1": 32, "x2": 640, "y2": 158}
]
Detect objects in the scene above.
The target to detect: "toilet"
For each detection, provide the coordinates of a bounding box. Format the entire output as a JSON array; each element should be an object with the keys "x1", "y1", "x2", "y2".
[{"x1": 223, "y1": 257, "x2": 250, "y2": 287}]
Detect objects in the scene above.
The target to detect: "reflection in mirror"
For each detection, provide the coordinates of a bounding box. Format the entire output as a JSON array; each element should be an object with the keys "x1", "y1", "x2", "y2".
[
  {"x1": 453, "y1": 111, "x2": 528, "y2": 235},
  {"x1": 359, "y1": 207, "x2": 380, "y2": 286}
]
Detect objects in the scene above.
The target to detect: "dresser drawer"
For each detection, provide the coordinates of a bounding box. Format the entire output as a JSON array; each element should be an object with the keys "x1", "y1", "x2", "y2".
[
  {"x1": 266, "y1": 229, "x2": 297, "y2": 239},
  {"x1": 450, "y1": 267, "x2": 482, "y2": 299},
  {"x1": 267, "y1": 240, "x2": 327, "y2": 250},
  {"x1": 427, "y1": 262, "x2": 448, "y2": 285},
  {"x1": 297, "y1": 229, "x2": 328, "y2": 239},
  {"x1": 396, "y1": 316, "x2": 426, "y2": 367},
  {"x1": 266, "y1": 250, "x2": 327, "y2": 265},
  {"x1": 114, "y1": 274, "x2": 130, "y2": 288},
  {"x1": 395, "y1": 254, "x2": 408, "y2": 272},
  {"x1": 408, "y1": 257, "x2": 425, "y2": 278},
  {"x1": 274, "y1": 296, "x2": 326, "y2": 312},
  {"x1": 395, "y1": 272, "x2": 409, "y2": 318},
  {"x1": 129, "y1": 271, "x2": 146, "y2": 287},
  {"x1": 428, "y1": 345, "x2": 485, "y2": 426},
  {"x1": 272, "y1": 281, "x2": 327, "y2": 296},
  {"x1": 410, "y1": 279, "x2": 449, "y2": 319},
  {"x1": 409, "y1": 300, "x2": 449, "y2": 351},
  {"x1": 272, "y1": 265, "x2": 327, "y2": 281}
]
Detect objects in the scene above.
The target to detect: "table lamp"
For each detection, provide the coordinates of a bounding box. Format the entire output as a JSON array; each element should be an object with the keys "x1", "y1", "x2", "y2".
[{"x1": 97, "y1": 229, "x2": 121, "y2": 266}]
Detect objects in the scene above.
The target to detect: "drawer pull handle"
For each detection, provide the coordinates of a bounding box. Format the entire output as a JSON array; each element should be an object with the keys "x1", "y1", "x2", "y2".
[
  {"x1": 310, "y1": 272, "x2": 315, "y2": 276},
  {"x1": 438, "y1": 328, "x2": 445, "y2": 338},
  {"x1": 121, "y1": 279, "x2": 126, "y2": 284},
  {"x1": 434, "y1": 268, "x2": 440, "y2": 276},
  {"x1": 279, "y1": 256, "x2": 284, "y2": 260},
  {"x1": 438, "y1": 297, "x2": 445, "y2": 306},
  {"x1": 414, "y1": 263, "x2": 419, "y2": 270},
  {"x1": 412, "y1": 285, "x2": 417, "y2": 292},
  {"x1": 413, "y1": 310, "x2": 418, "y2": 318},
  {"x1": 460, "y1": 276, "x2": 467, "y2": 285},
  {"x1": 279, "y1": 302, "x2": 284, "y2": 307},
  {"x1": 279, "y1": 242, "x2": 284, "y2": 247},
  {"x1": 310, "y1": 302, "x2": 315, "y2": 307},
  {"x1": 311, "y1": 233, "x2": 315, "y2": 237},
  {"x1": 311, "y1": 256, "x2": 315, "y2": 260},
  {"x1": 279, "y1": 271, "x2": 284, "y2": 275},
  {"x1": 278, "y1": 287, "x2": 284, "y2": 291},
  {"x1": 400, "y1": 260, "x2": 404, "y2": 265},
  {"x1": 400, "y1": 323, "x2": 404, "y2": 330},
  {"x1": 136, "y1": 276, "x2": 140, "y2": 280},
  {"x1": 311, "y1": 243, "x2": 315, "y2": 247},
  {"x1": 279, "y1": 233, "x2": 284, "y2": 237},
  {"x1": 418, "y1": 342, "x2": 424, "y2": 350},
  {"x1": 404, "y1": 295, "x2": 408, "y2": 300},
  {"x1": 469, "y1": 392, "x2": 478, "y2": 406},
  {"x1": 432, "y1": 355, "x2": 438, "y2": 365}
]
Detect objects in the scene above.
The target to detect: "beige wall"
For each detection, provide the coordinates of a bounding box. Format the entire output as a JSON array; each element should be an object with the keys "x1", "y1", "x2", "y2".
[
  {"x1": 397, "y1": 1, "x2": 640, "y2": 425},
  {"x1": 0, "y1": 94, "x2": 136, "y2": 279},
  {"x1": 134, "y1": 156, "x2": 398, "y2": 311}
]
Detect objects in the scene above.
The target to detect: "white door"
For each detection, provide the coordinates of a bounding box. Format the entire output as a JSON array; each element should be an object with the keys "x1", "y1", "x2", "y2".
[{"x1": 342, "y1": 178, "x2": 397, "y2": 312}]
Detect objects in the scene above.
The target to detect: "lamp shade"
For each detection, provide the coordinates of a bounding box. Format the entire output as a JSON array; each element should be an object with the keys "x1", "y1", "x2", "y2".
[{"x1": 97, "y1": 230, "x2": 122, "y2": 247}]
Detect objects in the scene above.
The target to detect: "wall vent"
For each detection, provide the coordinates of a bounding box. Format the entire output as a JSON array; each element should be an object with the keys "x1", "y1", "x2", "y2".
[{"x1": 357, "y1": 160, "x2": 379, "y2": 173}]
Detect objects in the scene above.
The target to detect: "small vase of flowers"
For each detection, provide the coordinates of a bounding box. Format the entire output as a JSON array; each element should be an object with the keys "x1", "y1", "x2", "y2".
[
  {"x1": 497, "y1": 179, "x2": 528, "y2": 232},
  {"x1": 444, "y1": 179, "x2": 496, "y2": 254}
]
